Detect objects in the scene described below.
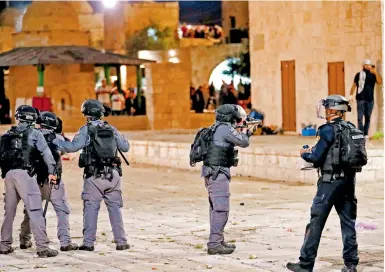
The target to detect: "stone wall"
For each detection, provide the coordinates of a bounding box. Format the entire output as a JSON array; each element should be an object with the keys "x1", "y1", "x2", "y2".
[
  {"x1": 123, "y1": 2, "x2": 179, "y2": 46},
  {"x1": 249, "y1": 1, "x2": 383, "y2": 134},
  {"x1": 127, "y1": 140, "x2": 383, "y2": 184},
  {"x1": 145, "y1": 62, "x2": 190, "y2": 130},
  {"x1": 139, "y1": 44, "x2": 244, "y2": 89},
  {"x1": 222, "y1": 1, "x2": 249, "y2": 39},
  {"x1": 7, "y1": 64, "x2": 95, "y2": 119}
]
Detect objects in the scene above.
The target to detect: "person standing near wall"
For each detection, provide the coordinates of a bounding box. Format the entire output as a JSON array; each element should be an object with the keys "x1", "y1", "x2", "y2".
[{"x1": 349, "y1": 59, "x2": 383, "y2": 138}]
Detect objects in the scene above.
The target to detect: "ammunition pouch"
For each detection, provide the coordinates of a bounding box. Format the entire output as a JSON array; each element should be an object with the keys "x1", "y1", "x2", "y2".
[
  {"x1": 83, "y1": 157, "x2": 122, "y2": 180},
  {"x1": 232, "y1": 149, "x2": 239, "y2": 167},
  {"x1": 79, "y1": 152, "x2": 92, "y2": 168}
]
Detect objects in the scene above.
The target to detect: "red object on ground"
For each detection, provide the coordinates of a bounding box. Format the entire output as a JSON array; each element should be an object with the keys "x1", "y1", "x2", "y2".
[{"x1": 32, "y1": 96, "x2": 52, "y2": 112}]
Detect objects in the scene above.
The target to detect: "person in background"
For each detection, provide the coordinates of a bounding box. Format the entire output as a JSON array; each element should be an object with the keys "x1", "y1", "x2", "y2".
[
  {"x1": 349, "y1": 59, "x2": 383, "y2": 139},
  {"x1": 192, "y1": 86, "x2": 205, "y2": 113},
  {"x1": 111, "y1": 89, "x2": 125, "y2": 116},
  {"x1": 125, "y1": 90, "x2": 138, "y2": 116},
  {"x1": 96, "y1": 79, "x2": 111, "y2": 108}
]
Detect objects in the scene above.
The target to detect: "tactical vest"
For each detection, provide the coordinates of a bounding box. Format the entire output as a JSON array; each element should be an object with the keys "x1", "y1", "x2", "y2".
[
  {"x1": 204, "y1": 143, "x2": 235, "y2": 167},
  {"x1": 0, "y1": 126, "x2": 34, "y2": 178},
  {"x1": 34, "y1": 131, "x2": 62, "y2": 184}
]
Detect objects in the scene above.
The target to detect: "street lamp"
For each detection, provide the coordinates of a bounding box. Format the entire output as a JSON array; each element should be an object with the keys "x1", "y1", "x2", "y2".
[{"x1": 102, "y1": 0, "x2": 117, "y2": 8}]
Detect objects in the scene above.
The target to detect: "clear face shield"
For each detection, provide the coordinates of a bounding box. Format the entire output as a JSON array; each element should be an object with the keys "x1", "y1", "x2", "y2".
[
  {"x1": 235, "y1": 105, "x2": 247, "y2": 125},
  {"x1": 316, "y1": 99, "x2": 326, "y2": 119}
]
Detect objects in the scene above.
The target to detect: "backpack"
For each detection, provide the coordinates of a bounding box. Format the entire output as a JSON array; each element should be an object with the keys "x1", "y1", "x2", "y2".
[
  {"x1": 189, "y1": 124, "x2": 218, "y2": 167},
  {"x1": 0, "y1": 127, "x2": 32, "y2": 177},
  {"x1": 335, "y1": 121, "x2": 367, "y2": 170},
  {"x1": 87, "y1": 122, "x2": 117, "y2": 162}
]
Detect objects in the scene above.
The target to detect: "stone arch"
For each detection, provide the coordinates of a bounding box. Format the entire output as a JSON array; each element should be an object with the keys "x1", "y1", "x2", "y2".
[
  {"x1": 190, "y1": 44, "x2": 244, "y2": 88},
  {"x1": 208, "y1": 58, "x2": 251, "y2": 90}
]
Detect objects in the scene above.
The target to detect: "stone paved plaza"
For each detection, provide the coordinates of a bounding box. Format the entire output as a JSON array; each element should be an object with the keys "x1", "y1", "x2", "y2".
[{"x1": 0, "y1": 160, "x2": 383, "y2": 272}]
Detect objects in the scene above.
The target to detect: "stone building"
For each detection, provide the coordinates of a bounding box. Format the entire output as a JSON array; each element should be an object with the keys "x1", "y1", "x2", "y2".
[
  {"x1": 222, "y1": 1, "x2": 249, "y2": 43},
  {"x1": 249, "y1": 1, "x2": 383, "y2": 135}
]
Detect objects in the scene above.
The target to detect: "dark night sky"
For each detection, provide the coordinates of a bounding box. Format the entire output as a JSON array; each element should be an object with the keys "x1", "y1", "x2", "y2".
[{"x1": 0, "y1": 1, "x2": 221, "y2": 26}]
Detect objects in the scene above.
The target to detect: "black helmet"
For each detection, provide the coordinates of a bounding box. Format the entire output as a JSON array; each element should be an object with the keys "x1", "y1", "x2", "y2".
[
  {"x1": 15, "y1": 105, "x2": 38, "y2": 123},
  {"x1": 81, "y1": 99, "x2": 105, "y2": 118},
  {"x1": 215, "y1": 104, "x2": 242, "y2": 123},
  {"x1": 39, "y1": 111, "x2": 59, "y2": 129}
]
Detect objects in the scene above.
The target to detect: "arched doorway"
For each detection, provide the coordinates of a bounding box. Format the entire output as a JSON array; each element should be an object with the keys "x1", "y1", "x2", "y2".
[{"x1": 208, "y1": 58, "x2": 251, "y2": 90}]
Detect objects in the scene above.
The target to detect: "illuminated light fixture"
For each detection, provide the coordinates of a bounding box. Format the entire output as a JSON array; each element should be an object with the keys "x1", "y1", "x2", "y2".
[
  {"x1": 102, "y1": 0, "x2": 117, "y2": 8},
  {"x1": 140, "y1": 64, "x2": 145, "y2": 68},
  {"x1": 169, "y1": 57, "x2": 180, "y2": 64},
  {"x1": 187, "y1": 25, "x2": 192, "y2": 30},
  {"x1": 168, "y1": 49, "x2": 177, "y2": 57}
]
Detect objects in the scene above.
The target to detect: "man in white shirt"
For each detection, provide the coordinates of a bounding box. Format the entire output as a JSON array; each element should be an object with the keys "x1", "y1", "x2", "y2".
[{"x1": 96, "y1": 79, "x2": 111, "y2": 107}]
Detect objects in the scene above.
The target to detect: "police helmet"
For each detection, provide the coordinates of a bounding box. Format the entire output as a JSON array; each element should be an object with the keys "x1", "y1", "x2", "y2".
[
  {"x1": 15, "y1": 105, "x2": 38, "y2": 123},
  {"x1": 316, "y1": 94, "x2": 351, "y2": 119},
  {"x1": 81, "y1": 99, "x2": 105, "y2": 118},
  {"x1": 40, "y1": 111, "x2": 59, "y2": 129},
  {"x1": 216, "y1": 104, "x2": 243, "y2": 123}
]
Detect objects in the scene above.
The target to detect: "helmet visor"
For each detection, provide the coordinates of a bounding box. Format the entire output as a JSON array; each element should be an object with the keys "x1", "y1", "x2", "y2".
[{"x1": 316, "y1": 99, "x2": 326, "y2": 119}]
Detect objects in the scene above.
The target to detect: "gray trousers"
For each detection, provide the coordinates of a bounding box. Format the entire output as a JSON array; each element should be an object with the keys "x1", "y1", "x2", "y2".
[
  {"x1": 81, "y1": 170, "x2": 127, "y2": 247},
  {"x1": 0, "y1": 170, "x2": 49, "y2": 251},
  {"x1": 205, "y1": 173, "x2": 230, "y2": 249},
  {"x1": 19, "y1": 181, "x2": 72, "y2": 247}
]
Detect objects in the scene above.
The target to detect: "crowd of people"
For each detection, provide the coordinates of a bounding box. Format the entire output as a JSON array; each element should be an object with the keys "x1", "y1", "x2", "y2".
[
  {"x1": 180, "y1": 23, "x2": 223, "y2": 40},
  {"x1": 95, "y1": 79, "x2": 146, "y2": 116},
  {"x1": 190, "y1": 80, "x2": 251, "y2": 113}
]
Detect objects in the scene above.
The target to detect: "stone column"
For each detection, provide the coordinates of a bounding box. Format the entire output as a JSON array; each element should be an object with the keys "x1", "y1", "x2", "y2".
[{"x1": 145, "y1": 63, "x2": 190, "y2": 130}]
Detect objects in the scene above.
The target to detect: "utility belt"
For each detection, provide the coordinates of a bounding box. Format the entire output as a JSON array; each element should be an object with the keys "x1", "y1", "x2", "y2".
[
  {"x1": 319, "y1": 169, "x2": 355, "y2": 183},
  {"x1": 80, "y1": 155, "x2": 122, "y2": 180},
  {"x1": 83, "y1": 165, "x2": 122, "y2": 180}
]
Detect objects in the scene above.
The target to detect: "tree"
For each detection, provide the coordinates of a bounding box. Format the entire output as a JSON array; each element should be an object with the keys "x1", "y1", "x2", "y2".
[
  {"x1": 125, "y1": 23, "x2": 178, "y2": 57},
  {"x1": 223, "y1": 51, "x2": 250, "y2": 79}
]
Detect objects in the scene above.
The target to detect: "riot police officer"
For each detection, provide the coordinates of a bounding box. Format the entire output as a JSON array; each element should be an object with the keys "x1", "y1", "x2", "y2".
[
  {"x1": 202, "y1": 104, "x2": 255, "y2": 255},
  {"x1": 0, "y1": 105, "x2": 58, "y2": 257},
  {"x1": 287, "y1": 95, "x2": 363, "y2": 272},
  {"x1": 52, "y1": 99, "x2": 130, "y2": 251},
  {"x1": 19, "y1": 112, "x2": 78, "y2": 251}
]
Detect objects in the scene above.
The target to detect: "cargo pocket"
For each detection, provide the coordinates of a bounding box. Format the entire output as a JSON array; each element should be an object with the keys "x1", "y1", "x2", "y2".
[
  {"x1": 212, "y1": 194, "x2": 230, "y2": 212},
  {"x1": 310, "y1": 195, "x2": 325, "y2": 217},
  {"x1": 81, "y1": 192, "x2": 90, "y2": 201},
  {"x1": 28, "y1": 193, "x2": 42, "y2": 211},
  {"x1": 57, "y1": 198, "x2": 71, "y2": 215},
  {"x1": 109, "y1": 190, "x2": 123, "y2": 208}
]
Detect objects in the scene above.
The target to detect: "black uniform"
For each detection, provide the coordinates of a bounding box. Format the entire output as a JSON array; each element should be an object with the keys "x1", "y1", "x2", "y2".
[{"x1": 299, "y1": 117, "x2": 359, "y2": 270}]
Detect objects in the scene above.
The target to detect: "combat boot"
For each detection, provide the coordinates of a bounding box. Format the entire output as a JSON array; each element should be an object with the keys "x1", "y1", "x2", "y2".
[
  {"x1": 341, "y1": 264, "x2": 357, "y2": 272},
  {"x1": 286, "y1": 262, "x2": 313, "y2": 272},
  {"x1": 79, "y1": 244, "x2": 94, "y2": 251},
  {"x1": 0, "y1": 247, "x2": 14, "y2": 254},
  {"x1": 60, "y1": 243, "x2": 79, "y2": 251},
  {"x1": 207, "y1": 245, "x2": 235, "y2": 255},
  {"x1": 37, "y1": 247, "x2": 59, "y2": 258},
  {"x1": 221, "y1": 241, "x2": 236, "y2": 249},
  {"x1": 20, "y1": 241, "x2": 32, "y2": 249},
  {"x1": 116, "y1": 244, "x2": 130, "y2": 251}
]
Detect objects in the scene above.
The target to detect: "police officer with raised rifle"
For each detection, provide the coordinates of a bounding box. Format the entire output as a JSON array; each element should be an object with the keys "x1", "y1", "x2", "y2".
[
  {"x1": 19, "y1": 112, "x2": 78, "y2": 252},
  {"x1": 287, "y1": 95, "x2": 367, "y2": 272},
  {"x1": 191, "y1": 104, "x2": 257, "y2": 255},
  {"x1": 52, "y1": 99, "x2": 130, "y2": 251},
  {"x1": 0, "y1": 105, "x2": 59, "y2": 257}
]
